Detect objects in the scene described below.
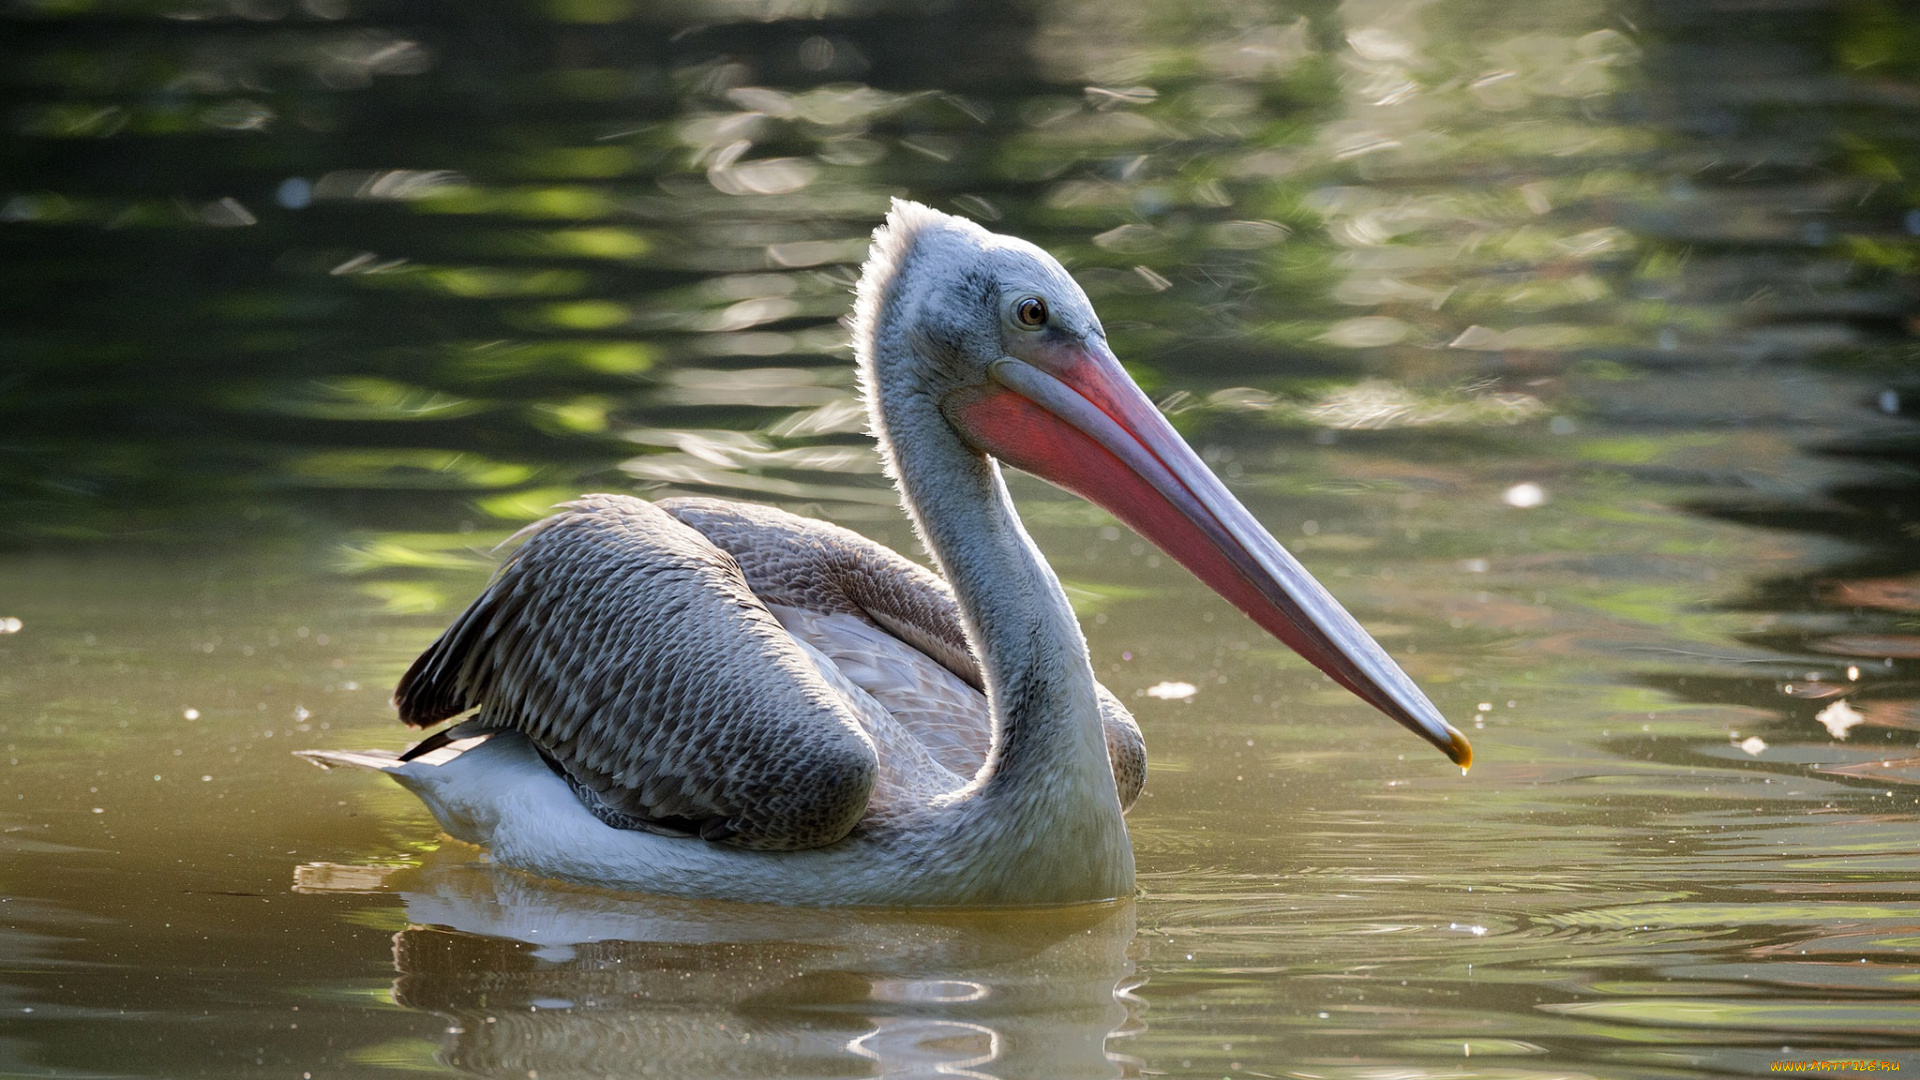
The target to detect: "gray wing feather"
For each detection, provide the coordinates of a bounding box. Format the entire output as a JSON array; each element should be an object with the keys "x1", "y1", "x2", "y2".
[
  {"x1": 1097, "y1": 684, "x2": 1145, "y2": 812},
  {"x1": 394, "y1": 494, "x2": 879, "y2": 850},
  {"x1": 769, "y1": 605, "x2": 992, "y2": 780},
  {"x1": 661, "y1": 498, "x2": 979, "y2": 688},
  {"x1": 662, "y1": 497, "x2": 1146, "y2": 811}
]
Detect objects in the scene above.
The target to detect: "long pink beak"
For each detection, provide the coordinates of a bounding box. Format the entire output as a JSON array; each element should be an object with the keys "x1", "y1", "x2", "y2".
[{"x1": 944, "y1": 344, "x2": 1471, "y2": 768}]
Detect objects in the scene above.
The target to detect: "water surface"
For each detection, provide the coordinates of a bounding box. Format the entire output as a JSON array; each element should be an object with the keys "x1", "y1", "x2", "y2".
[{"x1": 4, "y1": 0, "x2": 1920, "y2": 1076}]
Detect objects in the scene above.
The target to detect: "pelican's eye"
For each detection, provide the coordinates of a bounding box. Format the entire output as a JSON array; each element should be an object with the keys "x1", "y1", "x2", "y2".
[{"x1": 1013, "y1": 296, "x2": 1048, "y2": 329}]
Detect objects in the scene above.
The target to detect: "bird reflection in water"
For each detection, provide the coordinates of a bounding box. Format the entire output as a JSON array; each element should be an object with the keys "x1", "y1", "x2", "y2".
[{"x1": 300, "y1": 850, "x2": 1144, "y2": 1079}]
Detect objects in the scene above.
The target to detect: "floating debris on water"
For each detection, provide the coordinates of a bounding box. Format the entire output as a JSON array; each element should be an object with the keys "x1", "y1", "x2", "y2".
[{"x1": 1816, "y1": 700, "x2": 1864, "y2": 741}]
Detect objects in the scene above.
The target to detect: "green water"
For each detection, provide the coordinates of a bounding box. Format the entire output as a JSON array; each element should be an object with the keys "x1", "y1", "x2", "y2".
[{"x1": 4, "y1": 0, "x2": 1919, "y2": 1076}]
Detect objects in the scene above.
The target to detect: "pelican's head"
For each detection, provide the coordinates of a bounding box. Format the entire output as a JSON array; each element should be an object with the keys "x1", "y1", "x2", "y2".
[
  {"x1": 854, "y1": 200, "x2": 1470, "y2": 768},
  {"x1": 853, "y1": 199, "x2": 1110, "y2": 401}
]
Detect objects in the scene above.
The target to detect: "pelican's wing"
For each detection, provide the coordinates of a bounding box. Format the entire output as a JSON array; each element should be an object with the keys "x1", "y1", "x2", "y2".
[
  {"x1": 768, "y1": 604, "x2": 992, "y2": 779},
  {"x1": 662, "y1": 497, "x2": 1145, "y2": 810},
  {"x1": 660, "y1": 498, "x2": 979, "y2": 688},
  {"x1": 393, "y1": 494, "x2": 879, "y2": 851},
  {"x1": 1095, "y1": 684, "x2": 1144, "y2": 812}
]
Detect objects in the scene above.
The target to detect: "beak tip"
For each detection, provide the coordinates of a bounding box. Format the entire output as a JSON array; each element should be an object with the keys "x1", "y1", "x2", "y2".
[{"x1": 1443, "y1": 724, "x2": 1473, "y2": 770}]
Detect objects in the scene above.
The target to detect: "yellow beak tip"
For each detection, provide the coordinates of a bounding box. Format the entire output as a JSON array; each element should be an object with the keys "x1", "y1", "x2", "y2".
[{"x1": 1445, "y1": 725, "x2": 1474, "y2": 771}]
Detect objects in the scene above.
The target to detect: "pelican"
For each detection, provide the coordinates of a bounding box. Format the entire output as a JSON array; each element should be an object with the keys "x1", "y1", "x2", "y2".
[{"x1": 302, "y1": 200, "x2": 1469, "y2": 906}]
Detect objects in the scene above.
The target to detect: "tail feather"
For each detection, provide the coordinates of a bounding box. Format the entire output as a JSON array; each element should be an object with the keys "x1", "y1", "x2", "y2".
[
  {"x1": 295, "y1": 747, "x2": 404, "y2": 773},
  {"x1": 299, "y1": 724, "x2": 499, "y2": 774},
  {"x1": 399, "y1": 719, "x2": 496, "y2": 762}
]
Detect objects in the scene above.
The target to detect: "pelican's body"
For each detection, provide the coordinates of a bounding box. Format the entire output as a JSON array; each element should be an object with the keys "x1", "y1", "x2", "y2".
[
  {"x1": 319, "y1": 492, "x2": 1141, "y2": 905},
  {"x1": 304, "y1": 202, "x2": 1469, "y2": 906}
]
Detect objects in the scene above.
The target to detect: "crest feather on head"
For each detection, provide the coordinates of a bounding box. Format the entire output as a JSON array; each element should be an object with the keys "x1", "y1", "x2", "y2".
[
  {"x1": 851, "y1": 200, "x2": 990, "y2": 367},
  {"x1": 849, "y1": 200, "x2": 993, "y2": 485}
]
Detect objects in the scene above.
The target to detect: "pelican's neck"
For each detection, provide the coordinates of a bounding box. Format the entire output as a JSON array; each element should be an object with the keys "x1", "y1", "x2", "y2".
[{"x1": 874, "y1": 382, "x2": 1117, "y2": 811}]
